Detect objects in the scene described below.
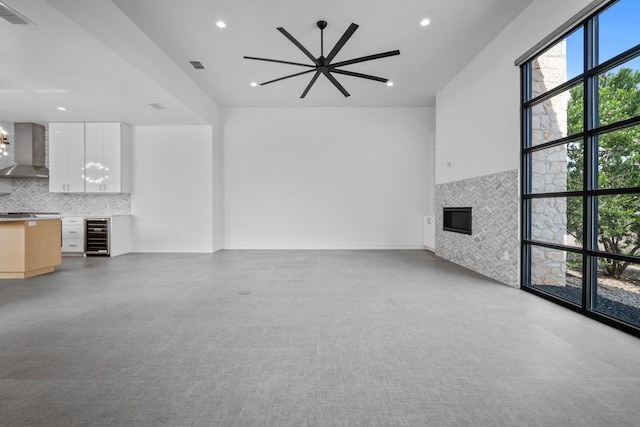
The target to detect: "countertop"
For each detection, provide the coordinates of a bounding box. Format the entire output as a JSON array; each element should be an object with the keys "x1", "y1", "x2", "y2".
[
  {"x1": 62, "y1": 214, "x2": 132, "y2": 218},
  {"x1": 0, "y1": 215, "x2": 62, "y2": 222}
]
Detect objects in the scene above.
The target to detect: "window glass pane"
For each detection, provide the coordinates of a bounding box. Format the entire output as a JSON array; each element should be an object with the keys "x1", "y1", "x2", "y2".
[
  {"x1": 530, "y1": 141, "x2": 583, "y2": 193},
  {"x1": 597, "y1": 61, "x2": 640, "y2": 127},
  {"x1": 597, "y1": 125, "x2": 640, "y2": 189},
  {"x1": 596, "y1": 193, "x2": 640, "y2": 258},
  {"x1": 530, "y1": 197, "x2": 583, "y2": 248},
  {"x1": 531, "y1": 28, "x2": 584, "y2": 99},
  {"x1": 594, "y1": 257, "x2": 640, "y2": 328},
  {"x1": 531, "y1": 84, "x2": 583, "y2": 146},
  {"x1": 522, "y1": 0, "x2": 640, "y2": 332},
  {"x1": 528, "y1": 246, "x2": 582, "y2": 305},
  {"x1": 597, "y1": 0, "x2": 640, "y2": 65}
]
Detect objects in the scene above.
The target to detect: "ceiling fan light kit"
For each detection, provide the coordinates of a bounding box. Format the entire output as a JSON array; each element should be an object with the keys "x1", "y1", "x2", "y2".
[{"x1": 244, "y1": 20, "x2": 400, "y2": 98}]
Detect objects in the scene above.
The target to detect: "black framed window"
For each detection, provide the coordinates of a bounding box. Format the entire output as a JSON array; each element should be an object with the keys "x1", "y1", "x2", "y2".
[{"x1": 521, "y1": 0, "x2": 640, "y2": 336}]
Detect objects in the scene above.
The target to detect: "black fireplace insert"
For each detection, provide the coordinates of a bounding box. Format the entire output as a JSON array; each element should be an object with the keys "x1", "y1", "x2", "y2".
[{"x1": 443, "y1": 207, "x2": 472, "y2": 235}]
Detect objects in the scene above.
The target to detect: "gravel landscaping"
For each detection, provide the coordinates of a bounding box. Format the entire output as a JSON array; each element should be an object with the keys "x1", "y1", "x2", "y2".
[{"x1": 530, "y1": 281, "x2": 640, "y2": 328}]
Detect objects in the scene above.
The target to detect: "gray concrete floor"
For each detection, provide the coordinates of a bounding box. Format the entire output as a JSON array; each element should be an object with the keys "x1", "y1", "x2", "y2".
[{"x1": 0, "y1": 250, "x2": 639, "y2": 426}]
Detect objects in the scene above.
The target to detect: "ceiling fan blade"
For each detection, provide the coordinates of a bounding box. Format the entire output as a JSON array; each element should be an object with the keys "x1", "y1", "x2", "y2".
[
  {"x1": 321, "y1": 70, "x2": 350, "y2": 97},
  {"x1": 243, "y1": 56, "x2": 315, "y2": 68},
  {"x1": 300, "y1": 71, "x2": 321, "y2": 98},
  {"x1": 331, "y1": 69, "x2": 388, "y2": 83},
  {"x1": 330, "y1": 50, "x2": 400, "y2": 68},
  {"x1": 277, "y1": 27, "x2": 320, "y2": 65},
  {"x1": 326, "y1": 23, "x2": 359, "y2": 63},
  {"x1": 260, "y1": 69, "x2": 316, "y2": 86}
]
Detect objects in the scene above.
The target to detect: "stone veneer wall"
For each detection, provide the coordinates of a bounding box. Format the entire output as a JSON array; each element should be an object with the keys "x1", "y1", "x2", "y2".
[
  {"x1": 436, "y1": 170, "x2": 519, "y2": 288},
  {"x1": 529, "y1": 42, "x2": 569, "y2": 286}
]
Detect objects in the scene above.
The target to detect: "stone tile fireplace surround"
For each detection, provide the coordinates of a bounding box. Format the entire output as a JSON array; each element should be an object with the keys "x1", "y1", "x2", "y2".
[{"x1": 436, "y1": 169, "x2": 519, "y2": 288}]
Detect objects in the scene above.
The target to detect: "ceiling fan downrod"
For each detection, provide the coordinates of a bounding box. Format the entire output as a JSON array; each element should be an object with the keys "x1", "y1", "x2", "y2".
[{"x1": 317, "y1": 20, "x2": 327, "y2": 58}]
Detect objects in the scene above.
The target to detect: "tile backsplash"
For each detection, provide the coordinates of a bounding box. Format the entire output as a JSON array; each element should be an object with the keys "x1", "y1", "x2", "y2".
[{"x1": 0, "y1": 179, "x2": 130, "y2": 215}]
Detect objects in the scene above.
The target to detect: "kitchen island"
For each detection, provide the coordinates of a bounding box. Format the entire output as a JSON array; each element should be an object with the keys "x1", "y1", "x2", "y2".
[{"x1": 0, "y1": 215, "x2": 62, "y2": 279}]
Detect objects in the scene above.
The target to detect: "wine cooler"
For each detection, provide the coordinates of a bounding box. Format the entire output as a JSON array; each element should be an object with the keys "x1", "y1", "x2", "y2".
[{"x1": 85, "y1": 218, "x2": 110, "y2": 255}]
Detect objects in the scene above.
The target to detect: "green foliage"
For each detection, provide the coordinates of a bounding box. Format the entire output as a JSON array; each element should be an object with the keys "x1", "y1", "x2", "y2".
[
  {"x1": 566, "y1": 251, "x2": 582, "y2": 270},
  {"x1": 566, "y1": 68, "x2": 640, "y2": 278}
]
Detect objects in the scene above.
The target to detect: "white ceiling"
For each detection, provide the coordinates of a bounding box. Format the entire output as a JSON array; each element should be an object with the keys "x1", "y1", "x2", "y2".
[{"x1": 0, "y1": 0, "x2": 533, "y2": 126}]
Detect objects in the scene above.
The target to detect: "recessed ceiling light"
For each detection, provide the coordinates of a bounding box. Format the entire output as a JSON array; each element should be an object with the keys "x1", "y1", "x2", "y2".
[
  {"x1": 250, "y1": 82, "x2": 258, "y2": 87},
  {"x1": 57, "y1": 106, "x2": 67, "y2": 111},
  {"x1": 216, "y1": 21, "x2": 226, "y2": 29},
  {"x1": 420, "y1": 18, "x2": 431, "y2": 27},
  {"x1": 386, "y1": 81, "x2": 394, "y2": 87}
]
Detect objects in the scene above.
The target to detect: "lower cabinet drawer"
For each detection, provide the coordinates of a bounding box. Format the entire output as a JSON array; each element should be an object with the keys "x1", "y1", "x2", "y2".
[
  {"x1": 62, "y1": 217, "x2": 84, "y2": 226},
  {"x1": 62, "y1": 225, "x2": 84, "y2": 239},
  {"x1": 62, "y1": 238, "x2": 84, "y2": 252}
]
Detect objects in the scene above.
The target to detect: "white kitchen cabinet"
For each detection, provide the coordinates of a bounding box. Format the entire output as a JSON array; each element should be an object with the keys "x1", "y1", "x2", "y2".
[
  {"x1": 49, "y1": 123, "x2": 85, "y2": 193},
  {"x1": 61, "y1": 216, "x2": 85, "y2": 254},
  {"x1": 84, "y1": 123, "x2": 130, "y2": 193},
  {"x1": 109, "y1": 215, "x2": 132, "y2": 256}
]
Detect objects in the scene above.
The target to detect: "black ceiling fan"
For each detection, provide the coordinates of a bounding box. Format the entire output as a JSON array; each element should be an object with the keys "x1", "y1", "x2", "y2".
[{"x1": 244, "y1": 20, "x2": 400, "y2": 98}]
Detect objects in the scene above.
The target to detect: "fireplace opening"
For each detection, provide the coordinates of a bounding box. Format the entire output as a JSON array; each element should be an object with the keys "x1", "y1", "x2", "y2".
[{"x1": 443, "y1": 207, "x2": 472, "y2": 235}]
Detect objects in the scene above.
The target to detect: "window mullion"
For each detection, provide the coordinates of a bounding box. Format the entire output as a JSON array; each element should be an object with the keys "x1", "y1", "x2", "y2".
[{"x1": 584, "y1": 16, "x2": 598, "y2": 311}]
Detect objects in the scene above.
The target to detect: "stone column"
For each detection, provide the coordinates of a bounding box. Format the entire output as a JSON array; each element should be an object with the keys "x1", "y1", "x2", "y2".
[{"x1": 530, "y1": 42, "x2": 569, "y2": 286}]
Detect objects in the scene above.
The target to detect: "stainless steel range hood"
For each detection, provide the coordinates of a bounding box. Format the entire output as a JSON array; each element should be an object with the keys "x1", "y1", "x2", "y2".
[{"x1": 0, "y1": 122, "x2": 48, "y2": 179}]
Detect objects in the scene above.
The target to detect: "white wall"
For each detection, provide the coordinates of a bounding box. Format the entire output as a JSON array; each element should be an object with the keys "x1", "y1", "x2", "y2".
[
  {"x1": 435, "y1": 0, "x2": 593, "y2": 184},
  {"x1": 211, "y1": 109, "x2": 225, "y2": 252},
  {"x1": 131, "y1": 125, "x2": 213, "y2": 252},
  {"x1": 224, "y1": 107, "x2": 434, "y2": 249}
]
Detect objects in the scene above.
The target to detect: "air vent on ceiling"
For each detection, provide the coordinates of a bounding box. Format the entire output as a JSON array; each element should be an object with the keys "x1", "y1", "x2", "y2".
[
  {"x1": 189, "y1": 61, "x2": 205, "y2": 70},
  {"x1": 0, "y1": 1, "x2": 35, "y2": 25},
  {"x1": 147, "y1": 102, "x2": 167, "y2": 110}
]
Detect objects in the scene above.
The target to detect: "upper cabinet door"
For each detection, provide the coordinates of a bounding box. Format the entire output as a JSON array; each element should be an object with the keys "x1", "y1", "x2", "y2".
[
  {"x1": 101, "y1": 123, "x2": 122, "y2": 193},
  {"x1": 67, "y1": 124, "x2": 85, "y2": 192},
  {"x1": 48, "y1": 123, "x2": 66, "y2": 192},
  {"x1": 84, "y1": 123, "x2": 129, "y2": 193},
  {"x1": 84, "y1": 123, "x2": 104, "y2": 193},
  {"x1": 49, "y1": 123, "x2": 85, "y2": 193}
]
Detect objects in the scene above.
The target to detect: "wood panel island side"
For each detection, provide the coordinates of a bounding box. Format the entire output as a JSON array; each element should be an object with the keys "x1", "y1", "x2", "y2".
[{"x1": 0, "y1": 217, "x2": 62, "y2": 279}]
